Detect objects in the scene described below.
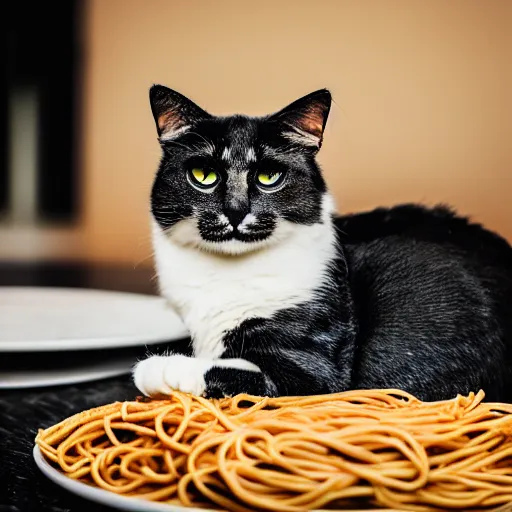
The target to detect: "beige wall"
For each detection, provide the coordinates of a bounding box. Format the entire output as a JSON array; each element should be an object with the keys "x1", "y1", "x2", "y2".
[{"x1": 81, "y1": 0, "x2": 511, "y2": 265}]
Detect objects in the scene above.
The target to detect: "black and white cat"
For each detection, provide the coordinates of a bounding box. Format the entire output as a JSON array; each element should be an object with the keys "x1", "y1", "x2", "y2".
[{"x1": 133, "y1": 85, "x2": 512, "y2": 402}]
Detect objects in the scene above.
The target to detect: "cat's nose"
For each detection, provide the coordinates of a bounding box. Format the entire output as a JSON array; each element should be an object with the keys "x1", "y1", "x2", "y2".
[{"x1": 224, "y1": 208, "x2": 247, "y2": 228}]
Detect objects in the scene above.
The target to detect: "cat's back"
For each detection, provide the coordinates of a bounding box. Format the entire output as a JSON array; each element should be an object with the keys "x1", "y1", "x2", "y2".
[
  {"x1": 335, "y1": 204, "x2": 512, "y2": 400},
  {"x1": 337, "y1": 204, "x2": 512, "y2": 279},
  {"x1": 336, "y1": 203, "x2": 512, "y2": 261},
  {"x1": 336, "y1": 203, "x2": 512, "y2": 314}
]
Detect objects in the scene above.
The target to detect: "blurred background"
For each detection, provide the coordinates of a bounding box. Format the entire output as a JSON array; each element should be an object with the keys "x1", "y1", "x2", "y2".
[
  {"x1": 1, "y1": 1, "x2": 511, "y2": 501},
  {"x1": 1, "y1": 0, "x2": 511, "y2": 269}
]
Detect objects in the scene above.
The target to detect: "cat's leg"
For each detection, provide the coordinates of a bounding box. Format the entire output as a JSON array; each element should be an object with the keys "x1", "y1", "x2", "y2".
[
  {"x1": 203, "y1": 364, "x2": 274, "y2": 398},
  {"x1": 134, "y1": 313, "x2": 354, "y2": 398},
  {"x1": 133, "y1": 354, "x2": 264, "y2": 397},
  {"x1": 132, "y1": 350, "x2": 340, "y2": 398},
  {"x1": 201, "y1": 315, "x2": 354, "y2": 398},
  {"x1": 133, "y1": 351, "x2": 339, "y2": 398},
  {"x1": 203, "y1": 349, "x2": 343, "y2": 398}
]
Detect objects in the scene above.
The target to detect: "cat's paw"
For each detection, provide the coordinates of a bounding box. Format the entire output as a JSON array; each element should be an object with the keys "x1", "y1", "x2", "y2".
[
  {"x1": 133, "y1": 355, "x2": 212, "y2": 397},
  {"x1": 204, "y1": 365, "x2": 270, "y2": 398}
]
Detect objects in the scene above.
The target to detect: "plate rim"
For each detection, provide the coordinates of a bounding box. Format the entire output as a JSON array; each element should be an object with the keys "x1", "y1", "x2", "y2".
[
  {"x1": 33, "y1": 445, "x2": 409, "y2": 512},
  {"x1": 0, "y1": 333, "x2": 190, "y2": 352},
  {"x1": 33, "y1": 445, "x2": 212, "y2": 512},
  {"x1": 0, "y1": 286, "x2": 189, "y2": 352},
  {"x1": 0, "y1": 361, "x2": 131, "y2": 389}
]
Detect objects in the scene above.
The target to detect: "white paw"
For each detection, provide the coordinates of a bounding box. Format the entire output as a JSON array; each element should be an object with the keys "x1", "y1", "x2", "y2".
[{"x1": 133, "y1": 355, "x2": 212, "y2": 397}]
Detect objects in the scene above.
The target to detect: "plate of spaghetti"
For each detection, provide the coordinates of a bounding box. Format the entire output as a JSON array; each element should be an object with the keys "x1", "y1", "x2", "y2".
[{"x1": 34, "y1": 389, "x2": 512, "y2": 512}]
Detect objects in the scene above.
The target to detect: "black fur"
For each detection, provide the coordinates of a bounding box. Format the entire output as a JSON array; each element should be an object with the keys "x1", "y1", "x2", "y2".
[
  {"x1": 149, "y1": 86, "x2": 512, "y2": 402},
  {"x1": 341, "y1": 205, "x2": 512, "y2": 401}
]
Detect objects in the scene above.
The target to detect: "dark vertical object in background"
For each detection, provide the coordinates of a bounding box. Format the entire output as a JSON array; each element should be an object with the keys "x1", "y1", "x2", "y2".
[
  {"x1": 37, "y1": 1, "x2": 84, "y2": 221},
  {"x1": 3, "y1": 0, "x2": 83, "y2": 222}
]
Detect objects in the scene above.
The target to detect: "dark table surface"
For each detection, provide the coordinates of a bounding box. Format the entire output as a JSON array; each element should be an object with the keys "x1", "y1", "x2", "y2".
[{"x1": 0, "y1": 262, "x2": 183, "y2": 512}]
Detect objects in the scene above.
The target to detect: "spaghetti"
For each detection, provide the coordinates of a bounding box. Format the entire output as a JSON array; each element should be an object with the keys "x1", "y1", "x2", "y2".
[{"x1": 36, "y1": 389, "x2": 512, "y2": 511}]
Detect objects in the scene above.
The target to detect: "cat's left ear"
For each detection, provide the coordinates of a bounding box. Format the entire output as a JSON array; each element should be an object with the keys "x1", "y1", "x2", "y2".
[
  {"x1": 149, "y1": 85, "x2": 211, "y2": 139},
  {"x1": 269, "y1": 89, "x2": 332, "y2": 150}
]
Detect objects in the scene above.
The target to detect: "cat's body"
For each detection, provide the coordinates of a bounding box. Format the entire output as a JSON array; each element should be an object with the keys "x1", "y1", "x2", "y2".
[
  {"x1": 340, "y1": 205, "x2": 512, "y2": 401},
  {"x1": 134, "y1": 86, "x2": 512, "y2": 402}
]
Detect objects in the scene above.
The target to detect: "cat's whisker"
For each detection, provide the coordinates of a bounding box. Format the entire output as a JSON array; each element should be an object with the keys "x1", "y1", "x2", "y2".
[
  {"x1": 185, "y1": 130, "x2": 212, "y2": 146},
  {"x1": 133, "y1": 252, "x2": 155, "y2": 269},
  {"x1": 239, "y1": 331, "x2": 246, "y2": 359}
]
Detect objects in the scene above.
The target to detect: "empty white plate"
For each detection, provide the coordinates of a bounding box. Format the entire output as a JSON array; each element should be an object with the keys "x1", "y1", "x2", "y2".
[
  {"x1": 0, "y1": 287, "x2": 189, "y2": 351},
  {"x1": 0, "y1": 354, "x2": 136, "y2": 389}
]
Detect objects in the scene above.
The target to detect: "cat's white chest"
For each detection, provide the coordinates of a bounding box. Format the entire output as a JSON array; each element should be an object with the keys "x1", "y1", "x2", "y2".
[{"x1": 152, "y1": 219, "x2": 336, "y2": 359}]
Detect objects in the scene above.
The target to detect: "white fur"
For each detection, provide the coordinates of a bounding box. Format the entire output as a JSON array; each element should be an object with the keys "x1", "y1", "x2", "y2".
[
  {"x1": 151, "y1": 194, "x2": 337, "y2": 362},
  {"x1": 246, "y1": 147, "x2": 257, "y2": 162},
  {"x1": 238, "y1": 213, "x2": 257, "y2": 233},
  {"x1": 217, "y1": 214, "x2": 234, "y2": 233},
  {"x1": 159, "y1": 125, "x2": 191, "y2": 141},
  {"x1": 261, "y1": 145, "x2": 283, "y2": 158},
  {"x1": 221, "y1": 147, "x2": 231, "y2": 161},
  {"x1": 283, "y1": 128, "x2": 320, "y2": 147},
  {"x1": 218, "y1": 213, "x2": 230, "y2": 226},
  {"x1": 133, "y1": 355, "x2": 261, "y2": 396}
]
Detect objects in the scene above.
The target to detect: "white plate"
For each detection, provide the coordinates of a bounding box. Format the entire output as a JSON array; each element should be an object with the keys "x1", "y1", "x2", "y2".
[
  {"x1": 0, "y1": 354, "x2": 134, "y2": 388},
  {"x1": 0, "y1": 287, "x2": 189, "y2": 351},
  {"x1": 33, "y1": 445, "x2": 211, "y2": 511},
  {"x1": 34, "y1": 445, "x2": 393, "y2": 512}
]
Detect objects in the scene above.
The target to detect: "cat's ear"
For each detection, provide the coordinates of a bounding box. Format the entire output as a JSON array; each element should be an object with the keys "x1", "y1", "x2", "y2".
[
  {"x1": 149, "y1": 85, "x2": 211, "y2": 139},
  {"x1": 269, "y1": 89, "x2": 331, "y2": 150}
]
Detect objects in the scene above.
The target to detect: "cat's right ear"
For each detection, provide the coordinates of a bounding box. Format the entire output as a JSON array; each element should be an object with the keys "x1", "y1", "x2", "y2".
[{"x1": 149, "y1": 85, "x2": 211, "y2": 140}]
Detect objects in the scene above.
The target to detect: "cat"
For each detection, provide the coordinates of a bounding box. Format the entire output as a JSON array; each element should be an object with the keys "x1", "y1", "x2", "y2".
[{"x1": 133, "y1": 85, "x2": 512, "y2": 402}]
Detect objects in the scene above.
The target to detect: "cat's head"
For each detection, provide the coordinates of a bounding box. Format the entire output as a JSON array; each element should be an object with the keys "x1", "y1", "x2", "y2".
[{"x1": 149, "y1": 85, "x2": 333, "y2": 255}]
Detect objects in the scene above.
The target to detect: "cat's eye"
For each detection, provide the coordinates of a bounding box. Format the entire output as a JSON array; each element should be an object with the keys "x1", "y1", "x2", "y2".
[
  {"x1": 256, "y1": 172, "x2": 284, "y2": 189},
  {"x1": 188, "y1": 168, "x2": 218, "y2": 188}
]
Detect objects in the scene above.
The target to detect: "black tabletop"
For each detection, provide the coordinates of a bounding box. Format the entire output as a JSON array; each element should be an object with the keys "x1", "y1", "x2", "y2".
[{"x1": 0, "y1": 262, "x2": 182, "y2": 512}]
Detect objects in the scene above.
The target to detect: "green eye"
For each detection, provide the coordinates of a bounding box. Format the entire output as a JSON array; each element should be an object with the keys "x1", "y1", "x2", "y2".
[
  {"x1": 190, "y1": 168, "x2": 218, "y2": 187},
  {"x1": 257, "y1": 172, "x2": 283, "y2": 187}
]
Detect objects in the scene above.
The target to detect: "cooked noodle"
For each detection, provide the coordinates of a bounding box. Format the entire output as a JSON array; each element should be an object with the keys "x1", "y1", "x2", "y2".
[{"x1": 35, "y1": 389, "x2": 512, "y2": 511}]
